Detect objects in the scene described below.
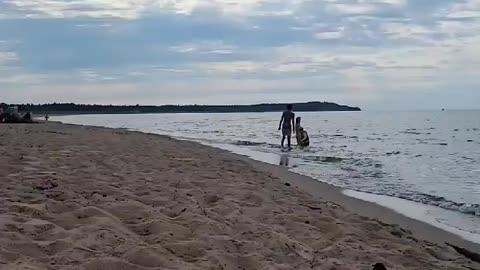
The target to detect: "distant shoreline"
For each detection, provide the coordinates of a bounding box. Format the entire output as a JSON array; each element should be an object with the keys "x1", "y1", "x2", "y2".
[
  {"x1": 34, "y1": 110, "x2": 363, "y2": 116},
  {"x1": 2, "y1": 101, "x2": 361, "y2": 115}
]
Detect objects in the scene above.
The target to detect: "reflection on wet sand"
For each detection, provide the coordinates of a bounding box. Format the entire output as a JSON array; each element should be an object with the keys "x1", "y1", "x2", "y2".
[{"x1": 280, "y1": 154, "x2": 290, "y2": 166}]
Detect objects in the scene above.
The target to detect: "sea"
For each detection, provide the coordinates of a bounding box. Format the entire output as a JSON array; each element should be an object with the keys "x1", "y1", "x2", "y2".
[{"x1": 56, "y1": 111, "x2": 480, "y2": 243}]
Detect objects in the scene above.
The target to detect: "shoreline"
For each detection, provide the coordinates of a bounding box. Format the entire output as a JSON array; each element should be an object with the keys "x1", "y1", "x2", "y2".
[
  {"x1": 198, "y1": 142, "x2": 480, "y2": 248},
  {"x1": 58, "y1": 120, "x2": 480, "y2": 252},
  {"x1": 53, "y1": 112, "x2": 480, "y2": 232},
  {"x1": 198, "y1": 139, "x2": 480, "y2": 252},
  {"x1": 61, "y1": 120, "x2": 480, "y2": 252},
  {"x1": 1, "y1": 121, "x2": 478, "y2": 269}
]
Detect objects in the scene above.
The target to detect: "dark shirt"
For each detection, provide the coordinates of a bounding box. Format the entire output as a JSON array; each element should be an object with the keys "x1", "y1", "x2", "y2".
[
  {"x1": 282, "y1": 110, "x2": 295, "y2": 129},
  {"x1": 300, "y1": 130, "x2": 310, "y2": 146}
]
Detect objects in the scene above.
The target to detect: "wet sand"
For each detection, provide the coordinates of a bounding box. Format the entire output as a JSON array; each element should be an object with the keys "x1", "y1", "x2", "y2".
[{"x1": 0, "y1": 122, "x2": 478, "y2": 270}]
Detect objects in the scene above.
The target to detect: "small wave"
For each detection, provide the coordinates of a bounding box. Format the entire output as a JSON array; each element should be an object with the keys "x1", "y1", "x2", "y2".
[
  {"x1": 201, "y1": 130, "x2": 224, "y2": 134},
  {"x1": 397, "y1": 193, "x2": 480, "y2": 216},
  {"x1": 342, "y1": 188, "x2": 480, "y2": 217},
  {"x1": 433, "y1": 142, "x2": 449, "y2": 146},
  {"x1": 297, "y1": 156, "x2": 480, "y2": 217},
  {"x1": 400, "y1": 130, "x2": 422, "y2": 135},
  {"x1": 233, "y1": 140, "x2": 267, "y2": 146},
  {"x1": 304, "y1": 156, "x2": 344, "y2": 163}
]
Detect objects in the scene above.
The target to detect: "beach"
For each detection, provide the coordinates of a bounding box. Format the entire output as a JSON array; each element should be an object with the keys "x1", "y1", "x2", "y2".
[{"x1": 0, "y1": 122, "x2": 478, "y2": 270}]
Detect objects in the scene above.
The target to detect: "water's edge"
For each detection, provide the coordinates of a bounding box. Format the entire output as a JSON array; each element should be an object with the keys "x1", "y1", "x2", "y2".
[
  {"x1": 56, "y1": 118, "x2": 480, "y2": 245},
  {"x1": 202, "y1": 140, "x2": 480, "y2": 245}
]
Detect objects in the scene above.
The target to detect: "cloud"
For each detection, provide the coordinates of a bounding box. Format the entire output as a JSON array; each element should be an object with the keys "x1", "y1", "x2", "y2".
[
  {"x1": 1, "y1": 0, "x2": 274, "y2": 19},
  {"x1": 2, "y1": 0, "x2": 152, "y2": 19},
  {"x1": 314, "y1": 29, "x2": 345, "y2": 40},
  {"x1": 0, "y1": 0, "x2": 479, "y2": 109},
  {"x1": 169, "y1": 40, "x2": 237, "y2": 54},
  {"x1": 0, "y1": 51, "x2": 17, "y2": 65}
]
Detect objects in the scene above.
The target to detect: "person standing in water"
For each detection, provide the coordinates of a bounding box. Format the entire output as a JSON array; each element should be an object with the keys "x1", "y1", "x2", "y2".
[{"x1": 278, "y1": 104, "x2": 295, "y2": 149}]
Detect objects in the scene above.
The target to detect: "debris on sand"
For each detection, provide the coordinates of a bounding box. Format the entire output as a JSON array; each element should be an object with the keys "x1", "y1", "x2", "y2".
[{"x1": 35, "y1": 178, "x2": 58, "y2": 191}]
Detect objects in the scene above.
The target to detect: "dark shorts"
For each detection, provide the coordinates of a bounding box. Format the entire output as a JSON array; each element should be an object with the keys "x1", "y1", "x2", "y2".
[{"x1": 282, "y1": 127, "x2": 292, "y2": 136}]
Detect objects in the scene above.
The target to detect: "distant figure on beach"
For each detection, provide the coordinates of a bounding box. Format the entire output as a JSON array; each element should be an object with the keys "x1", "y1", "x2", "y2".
[
  {"x1": 278, "y1": 104, "x2": 295, "y2": 149},
  {"x1": 22, "y1": 112, "x2": 32, "y2": 123},
  {"x1": 45, "y1": 114, "x2": 49, "y2": 121}
]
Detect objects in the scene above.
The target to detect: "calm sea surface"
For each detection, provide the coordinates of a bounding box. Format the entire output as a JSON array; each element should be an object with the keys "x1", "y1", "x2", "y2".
[{"x1": 57, "y1": 111, "x2": 480, "y2": 240}]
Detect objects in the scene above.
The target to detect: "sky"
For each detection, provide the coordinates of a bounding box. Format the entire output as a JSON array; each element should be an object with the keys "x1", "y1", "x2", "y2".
[{"x1": 0, "y1": 0, "x2": 479, "y2": 110}]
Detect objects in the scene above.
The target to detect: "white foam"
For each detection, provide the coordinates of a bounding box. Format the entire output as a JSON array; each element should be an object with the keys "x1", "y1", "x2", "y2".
[
  {"x1": 201, "y1": 141, "x2": 480, "y2": 245},
  {"x1": 343, "y1": 190, "x2": 480, "y2": 244},
  {"x1": 204, "y1": 142, "x2": 301, "y2": 168}
]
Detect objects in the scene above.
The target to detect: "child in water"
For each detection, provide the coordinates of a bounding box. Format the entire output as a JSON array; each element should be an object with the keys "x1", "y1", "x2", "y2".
[
  {"x1": 295, "y1": 117, "x2": 310, "y2": 147},
  {"x1": 295, "y1": 117, "x2": 303, "y2": 145},
  {"x1": 299, "y1": 127, "x2": 310, "y2": 147}
]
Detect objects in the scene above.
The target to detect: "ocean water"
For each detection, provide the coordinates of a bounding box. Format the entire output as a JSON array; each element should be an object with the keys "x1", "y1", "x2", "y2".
[{"x1": 56, "y1": 111, "x2": 480, "y2": 241}]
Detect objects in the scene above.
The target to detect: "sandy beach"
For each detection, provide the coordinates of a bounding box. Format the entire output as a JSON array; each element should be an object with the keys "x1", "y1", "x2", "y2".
[{"x1": 0, "y1": 122, "x2": 479, "y2": 270}]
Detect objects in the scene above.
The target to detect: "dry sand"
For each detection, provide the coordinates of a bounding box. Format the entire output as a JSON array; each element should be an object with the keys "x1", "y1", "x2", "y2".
[{"x1": 0, "y1": 122, "x2": 478, "y2": 270}]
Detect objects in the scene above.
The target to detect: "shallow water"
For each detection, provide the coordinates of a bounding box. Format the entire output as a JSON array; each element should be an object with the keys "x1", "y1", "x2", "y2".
[{"x1": 56, "y1": 111, "x2": 480, "y2": 240}]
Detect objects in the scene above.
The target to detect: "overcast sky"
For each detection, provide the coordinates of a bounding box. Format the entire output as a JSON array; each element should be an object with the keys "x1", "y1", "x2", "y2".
[{"x1": 0, "y1": 0, "x2": 479, "y2": 110}]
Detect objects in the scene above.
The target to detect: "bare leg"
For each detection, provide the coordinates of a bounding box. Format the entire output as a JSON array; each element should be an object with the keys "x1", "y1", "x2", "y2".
[
  {"x1": 281, "y1": 135, "x2": 286, "y2": 148},
  {"x1": 287, "y1": 136, "x2": 291, "y2": 149}
]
